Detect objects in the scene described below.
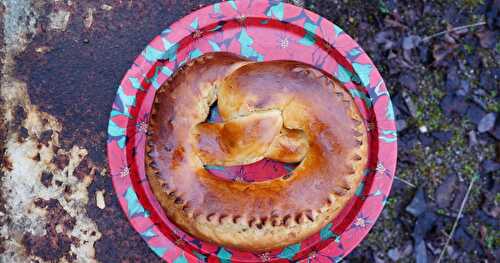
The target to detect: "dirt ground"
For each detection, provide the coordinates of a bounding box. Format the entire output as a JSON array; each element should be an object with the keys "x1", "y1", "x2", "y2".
[{"x1": 1, "y1": 0, "x2": 498, "y2": 262}]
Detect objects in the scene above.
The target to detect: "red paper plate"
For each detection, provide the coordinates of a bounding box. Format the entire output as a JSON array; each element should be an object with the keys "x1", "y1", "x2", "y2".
[{"x1": 107, "y1": 1, "x2": 397, "y2": 262}]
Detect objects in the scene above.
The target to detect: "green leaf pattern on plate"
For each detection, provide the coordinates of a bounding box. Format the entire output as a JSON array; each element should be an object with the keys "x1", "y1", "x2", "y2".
[
  {"x1": 124, "y1": 187, "x2": 146, "y2": 218},
  {"x1": 298, "y1": 21, "x2": 317, "y2": 46},
  {"x1": 216, "y1": 247, "x2": 232, "y2": 263},
  {"x1": 320, "y1": 223, "x2": 335, "y2": 240},
  {"x1": 238, "y1": 28, "x2": 264, "y2": 61},
  {"x1": 379, "y1": 129, "x2": 397, "y2": 143},
  {"x1": 173, "y1": 253, "x2": 188, "y2": 263},
  {"x1": 352, "y1": 62, "x2": 372, "y2": 87},
  {"x1": 350, "y1": 88, "x2": 373, "y2": 108},
  {"x1": 277, "y1": 243, "x2": 301, "y2": 260},
  {"x1": 190, "y1": 17, "x2": 199, "y2": 30},
  {"x1": 266, "y1": 2, "x2": 284, "y2": 20},
  {"x1": 337, "y1": 64, "x2": 353, "y2": 84},
  {"x1": 151, "y1": 246, "x2": 168, "y2": 257},
  {"x1": 208, "y1": 40, "x2": 221, "y2": 51}
]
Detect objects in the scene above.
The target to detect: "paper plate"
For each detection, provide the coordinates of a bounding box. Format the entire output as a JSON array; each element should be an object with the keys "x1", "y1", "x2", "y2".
[{"x1": 107, "y1": 1, "x2": 397, "y2": 262}]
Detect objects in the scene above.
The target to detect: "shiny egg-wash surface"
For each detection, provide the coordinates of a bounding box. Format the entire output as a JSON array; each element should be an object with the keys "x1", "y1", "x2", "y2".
[{"x1": 146, "y1": 53, "x2": 368, "y2": 252}]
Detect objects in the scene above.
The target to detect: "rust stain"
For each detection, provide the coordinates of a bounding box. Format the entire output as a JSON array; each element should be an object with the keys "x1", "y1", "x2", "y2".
[
  {"x1": 0, "y1": 0, "x2": 246, "y2": 262},
  {"x1": 22, "y1": 199, "x2": 76, "y2": 261},
  {"x1": 12, "y1": 1, "x2": 220, "y2": 261},
  {"x1": 1, "y1": 0, "x2": 101, "y2": 262}
]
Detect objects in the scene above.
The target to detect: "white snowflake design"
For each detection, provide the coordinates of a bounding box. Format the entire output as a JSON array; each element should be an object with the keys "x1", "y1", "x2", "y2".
[
  {"x1": 354, "y1": 217, "x2": 368, "y2": 228},
  {"x1": 259, "y1": 252, "x2": 271, "y2": 262},
  {"x1": 375, "y1": 162, "x2": 386, "y2": 173},
  {"x1": 119, "y1": 166, "x2": 131, "y2": 177},
  {"x1": 135, "y1": 120, "x2": 148, "y2": 134},
  {"x1": 279, "y1": 36, "x2": 290, "y2": 49}
]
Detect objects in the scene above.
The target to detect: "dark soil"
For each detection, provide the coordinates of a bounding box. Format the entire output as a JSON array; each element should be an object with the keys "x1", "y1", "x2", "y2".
[{"x1": 303, "y1": 0, "x2": 499, "y2": 262}]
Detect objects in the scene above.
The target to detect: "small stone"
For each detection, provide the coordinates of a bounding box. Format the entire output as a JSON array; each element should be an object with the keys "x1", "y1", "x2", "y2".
[
  {"x1": 440, "y1": 94, "x2": 467, "y2": 115},
  {"x1": 446, "y1": 66, "x2": 460, "y2": 91},
  {"x1": 456, "y1": 80, "x2": 470, "y2": 96},
  {"x1": 419, "y1": 125, "x2": 428, "y2": 133},
  {"x1": 474, "y1": 88, "x2": 488, "y2": 96},
  {"x1": 453, "y1": 226, "x2": 480, "y2": 252},
  {"x1": 432, "y1": 131, "x2": 453, "y2": 142},
  {"x1": 399, "y1": 153, "x2": 417, "y2": 164},
  {"x1": 83, "y1": 38, "x2": 89, "y2": 44},
  {"x1": 375, "y1": 30, "x2": 395, "y2": 50},
  {"x1": 413, "y1": 211, "x2": 437, "y2": 240},
  {"x1": 387, "y1": 248, "x2": 401, "y2": 262},
  {"x1": 374, "y1": 252, "x2": 386, "y2": 263},
  {"x1": 480, "y1": 69, "x2": 497, "y2": 89},
  {"x1": 476, "y1": 30, "x2": 497, "y2": 48},
  {"x1": 396, "y1": 119, "x2": 408, "y2": 132},
  {"x1": 399, "y1": 73, "x2": 417, "y2": 92},
  {"x1": 402, "y1": 243, "x2": 413, "y2": 257},
  {"x1": 468, "y1": 130, "x2": 478, "y2": 146},
  {"x1": 413, "y1": 211, "x2": 437, "y2": 241},
  {"x1": 388, "y1": 50, "x2": 397, "y2": 59},
  {"x1": 482, "y1": 160, "x2": 500, "y2": 174},
  {"x1": 418, "y1": 133, "x2": 434, "y2": 146},
  {"x1": 466, "y1": 104, "x2": 486, "y2": 125},
  {"x1": 101, "y1": 4, "x2": 113, "y2": 11},
  {"x1": 402, "y1": 91, "x2": 417, "y2": 117},
  {"x1": 477, "y1": 112, "x2": 496, "y2": 133},
  {"x1": 403, "y1": 35, "x2": 421, "y2": 50},
  {"x1": 446, "y1": 246, "x2": 459, "y2": 260},
  {"x1": 436, "y1": 174, "x2": 457, "y2": 208},
  {"x1": 35, "y1": 46, "x2": 51, "y2": 53},
  {"x1": 446, "y1": 245, "x2": 454, "y2": 255},
  {"x1": 96, "y1": 190, "x2": 106, "y2": 209},
  {"x1": 475, "y1": 210, "x2": 499, "y2": 227},
  {"x1": 406, "y1": 187, "x2": 427, "y2": 217},
  {"x1": 414, "y1": 240, "x2": 428, "y2": 263}
]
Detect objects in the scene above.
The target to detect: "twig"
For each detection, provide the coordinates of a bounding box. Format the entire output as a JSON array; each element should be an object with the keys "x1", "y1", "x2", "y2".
[
  {"x1": 423, "y1": 21, "x2": 486, "y2": 42},
  {"x1": 436, "y1": 175, "x2": 477, "y2": 263},
  {"x1": 394, "y1": 176, "x2": 416, "y2": 188},
  {"x1": 440, "y1": 229, "x2": 451, "y2": 239}
]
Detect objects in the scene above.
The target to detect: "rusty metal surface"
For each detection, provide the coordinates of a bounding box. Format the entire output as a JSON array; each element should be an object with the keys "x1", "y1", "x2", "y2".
[
  {"x1": 0, "y1": 0, "x2": 381, "y2": 262},
  {"x1": 1, "y1": 1, "x2": 220, "y2": 262}
]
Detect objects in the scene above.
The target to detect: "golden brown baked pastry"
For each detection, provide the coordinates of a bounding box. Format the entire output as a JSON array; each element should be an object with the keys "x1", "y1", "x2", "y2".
[
  {"x1": 146, "y1": 52, "x2": 368, "y2": 252},
  {"x1": 193, "y1": 109, "x2": 284, "y2": 166}
]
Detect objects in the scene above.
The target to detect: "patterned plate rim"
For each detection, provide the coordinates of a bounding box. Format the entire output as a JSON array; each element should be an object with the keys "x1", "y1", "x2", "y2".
[{"x1": 107, "y1": 1, "x2": 397, "y2": 262}]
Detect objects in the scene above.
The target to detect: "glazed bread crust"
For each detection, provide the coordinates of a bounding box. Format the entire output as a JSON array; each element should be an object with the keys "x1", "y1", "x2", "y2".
[{"x1": 146, "y1": 53, "x2": 368, "y2": 252}]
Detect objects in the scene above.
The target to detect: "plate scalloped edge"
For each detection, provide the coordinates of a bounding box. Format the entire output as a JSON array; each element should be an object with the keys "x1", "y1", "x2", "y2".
[{"x1": 107, "y1": 1, "x2": 397, "y2": 262}]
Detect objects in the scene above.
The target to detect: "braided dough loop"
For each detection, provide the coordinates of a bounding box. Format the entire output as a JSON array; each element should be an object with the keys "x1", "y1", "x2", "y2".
[{"x1": 147, "y1": 53, "x2": 368, "y2": 251}]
